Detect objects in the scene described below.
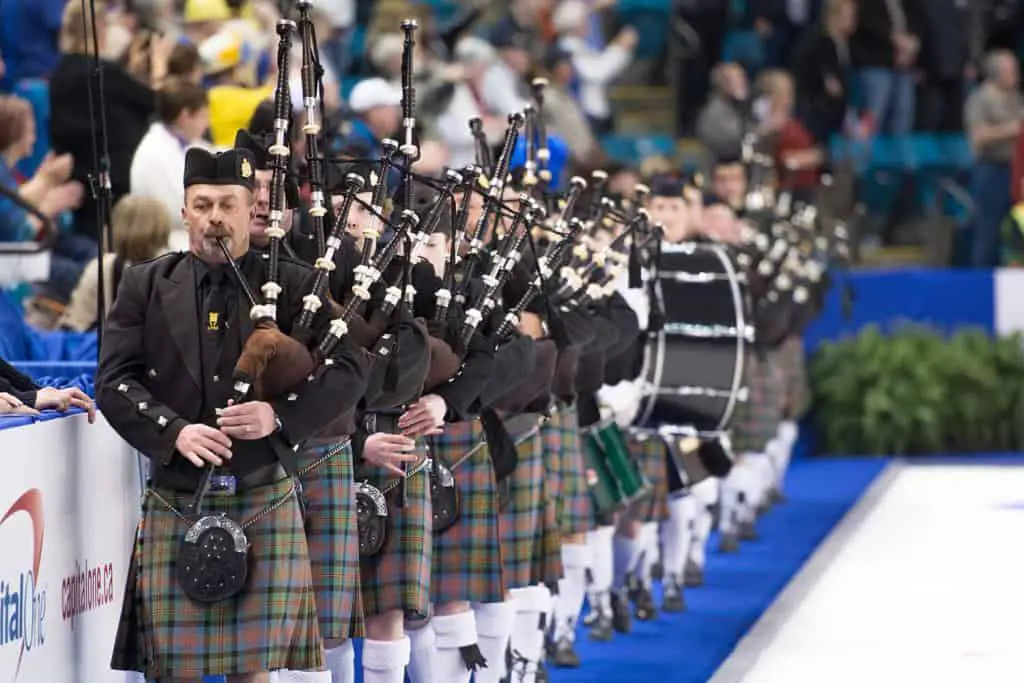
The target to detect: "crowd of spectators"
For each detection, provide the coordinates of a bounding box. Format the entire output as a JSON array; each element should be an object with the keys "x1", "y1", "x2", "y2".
[{"x1": 1, "y1": 0, "x2": 1024, "y2": 347}]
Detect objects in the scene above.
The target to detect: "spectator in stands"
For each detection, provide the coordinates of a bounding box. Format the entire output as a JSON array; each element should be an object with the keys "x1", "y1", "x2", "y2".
[
  {"x1": 50, "y1": 0, "x2": 166, "y2": 254},
  {"x1": 130, "y1": 78, "x2": 210, "y2": 251},
  {"x1": 436, "y1": 38, "x2": 505, "y2": 168},
  {"x1": 484, "y1": 23, "x2": 534, "y2": 115},
  {"x1": 343, "y1": 77, "x2": 401, "y2": 153},
  {"x1": 0, "y1": 0, "x2": 65, "y2": 88},
  {"x1": 495, "y1": 0, "x2": 554, "y2": 67},
  {"x1": 915, "y1": 0, "x2": 972, "y2": 132},
  {"x1": 541, "y1": 45, "x2": 599, "y2": 169},
  {"x1": 316, "y1": 0, "x2": 356, "y2": 80},
  {"x1": 0, "y1": 358, "x2": 95, "y2": 420},
  {"x1": 791, "y1": 0, "x2": 857, "y2": 144},
  {"x1": 710, "y1": 156, "x2": 749, "y2": 212},
  {"x1": 200, "y1": 28, "x2": 273, "y2": 148},
  {"x1": 59, "y1": 195, "x2": 171, "y2": 332},
  {"x1": 695, "y1": 62, "x2": 751, "y2": 161},
  {"x1": 167, "y1": 42, "x2": 204, "y2": 84},
  {"x1": 553, "y1": 0, "x2": 637, "y2": 136},
  {"x1": 181, "y1": 0, "x2": 231, "y2": 47},
  {"x1": 850, "y1": 0, "x2": 921, "y2": 136},
  {"x1": 965, "y1": 49, "x2": 1024, "y2": 267},
  {"x1": 755, "y1": 69, "x2": 823, "y2": 201}
]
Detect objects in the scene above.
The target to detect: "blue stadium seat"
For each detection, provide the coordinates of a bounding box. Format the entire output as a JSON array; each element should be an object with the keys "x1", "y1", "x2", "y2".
[{"x1": 601, "y1": 133, "x2": 675, "y2": 163}]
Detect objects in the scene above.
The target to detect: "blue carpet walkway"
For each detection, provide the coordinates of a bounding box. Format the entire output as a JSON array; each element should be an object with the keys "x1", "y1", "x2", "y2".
[{"x1": 202, "y1": 456, "x2": 886, "y2": 683}]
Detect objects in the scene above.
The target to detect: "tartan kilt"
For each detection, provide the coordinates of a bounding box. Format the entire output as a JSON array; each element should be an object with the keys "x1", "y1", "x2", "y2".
[
  {"x1": 297, "y1": 439, "x2": 363, "y2": 640},
  {"x1": 499, "y1": 426, "x2": 544, "y2": 590},
  {"x1": 541, "y1": 404, "x2": 593, "y2": 537},
  {"x1": 429, "y1": 420, "x2": 506, "y2": 605},
  {"x1": 625, "y1": 434, "x2": 670, "y2": 523},
  {"x1": 110, "y1": 478, "x2": 322, "y2": 678},
  {"x1": 731, "y1": 349, "x2": 787, "y2": 454},
  {"x1": 778, "y1": 335, "x2": 810, "y2": 421},
  {"x1": 356, "y1": 442, "x2": 433, "y2": 617},
  {"x1": 531, "y1": 476, "x2": 564, "y2": 585}
]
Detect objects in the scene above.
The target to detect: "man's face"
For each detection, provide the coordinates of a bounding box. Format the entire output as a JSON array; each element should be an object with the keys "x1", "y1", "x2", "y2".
[
  {"x1": 180, "y1": 106, "x2": 210, "y2": 142},
  {"x1": 366, "y1": 105, "x2": 401, "y2": 137},
  {"x1": 183, "y1": 183, "x2": 253, "y2": 262},
  {"x1": 712, "y1": 163, "x2": 747, "y2": 210},
  {"x1": 701, "y1": 204, "x2": 742, "y2": 244},
  {"x1": 418, "y1": 231, "x2": 450, "y2": 278},
  {"x1": 334, "y1": 190, "x2": 376, "y2": 253},
  {"x1": 249, "y1": 168, "x2": 293, "y2": 248},
  {"x1": 648, "y1": 196, "x2": 690, "y2": 243},
  {"x1": 502, "y1": 47, "x2": 530, "y2": 75}
]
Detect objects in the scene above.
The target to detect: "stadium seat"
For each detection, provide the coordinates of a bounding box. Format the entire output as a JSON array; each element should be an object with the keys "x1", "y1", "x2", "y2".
[{"x1": 13, "y1": 79, "x2": 50, "y2": 179}]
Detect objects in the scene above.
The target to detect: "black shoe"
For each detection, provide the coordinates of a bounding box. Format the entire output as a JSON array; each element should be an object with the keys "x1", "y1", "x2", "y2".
[
  {"x1": 739, "y1": 520, "x2": 759, "y2": 541},
  {"x1": 589, "y1": 614, "x2": 614, "y2": 641},
  {"x1": 630, "y1": 584, "x2": 657, "y2": 621},
  {"x1": 650, "y1": 560, "x2": 664, "y2": 581},
  {"x1": 611, "y1": 590, "x2": 632, "y2": 633},
  {"x1": 769, "y1": 487, "x2": 786, "y2": 504},
  {"x1": 662, "y1": 577, "x2": 686, "y2": 612},
  {"x1": 550, "y1": 637, "x2": 581, "y2": 668},
  {"x1": 536, "y1": 660, "x2": 550, "y2": 682},
  {"x1": 684, "y1": 561, "x2": 704, "y2": 587},
  {"x1": 719, "y1": 532, "x2": 740, "y2": 553}
]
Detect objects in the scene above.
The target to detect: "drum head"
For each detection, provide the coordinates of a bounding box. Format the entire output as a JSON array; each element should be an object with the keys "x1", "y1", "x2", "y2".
[{"x1": 636, "y1": 242, "x2": 750, "y2": 433}]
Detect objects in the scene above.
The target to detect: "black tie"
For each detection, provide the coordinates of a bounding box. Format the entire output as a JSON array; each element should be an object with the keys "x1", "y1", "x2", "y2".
[{"x1": 200, "y1": 268, "x2": 228, "y2": 402}]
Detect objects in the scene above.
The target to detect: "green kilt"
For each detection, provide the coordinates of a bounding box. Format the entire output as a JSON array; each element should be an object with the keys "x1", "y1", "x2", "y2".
[
  {"x1": 298, "y1": 439, "x2": 363, "y2": 640},
  {"x1": 777, "y1": 335, "x2": 810, "y2": 421},
  {"x1": 356, "y1": 442, "x2": 433, "y2": 617},
  {"x1": 625, "y1": 434, "x2": 670, "y2": 523},
  {"x1": 429, "y1": 419, "x2": 505, "y2": 605},
  {"x1": 731, "y1": 349, "x2": 787, "y2": 454},
  {"x1": 110, "y1": 477, "x2": 322, "y2": 678},
  {"x1": 541, "y1": 403, "x2": 593, "y2": 537},
  {"x1": 499, "y1": 424, "x2": 544, "y2": 590}
]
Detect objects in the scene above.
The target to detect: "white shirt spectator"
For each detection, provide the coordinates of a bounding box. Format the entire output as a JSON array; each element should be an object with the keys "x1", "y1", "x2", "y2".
[
  {"x1": 436, "y1": 82, "x2": 485, "y2": 168},
  {"x1": 481, "y1": 60, "x2": 529, "y2": 116},
  {"x1": 558, "y1": 34, "x2": 631, "y2": 121},
  {"x1": 130, "y1": 123, "x2": 202, "y2": 251}
]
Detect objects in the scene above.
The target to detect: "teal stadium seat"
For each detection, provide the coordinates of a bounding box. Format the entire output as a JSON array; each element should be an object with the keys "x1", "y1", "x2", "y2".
[
  {"x1": 12, "y1": 80, "x2": 49, "y2": 179},
  {"x1": 601, "y1": 133, "x2": 675, "y2": 163}
]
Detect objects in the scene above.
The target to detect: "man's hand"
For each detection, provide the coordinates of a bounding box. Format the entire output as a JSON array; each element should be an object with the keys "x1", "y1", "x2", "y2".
[
  {"x1": 175, "y1": 423, "x2": 233, "y2": 467},
  {"x1": 0, "y1": 393, "x2": 40, "y2": 417},
  {"x1": 34, "y1": 386, "x2": 96, "y2": 423},
  {"x1": 398, "y1": 394, "x2": 447, "y2": 438},
  {"x1": 362, "y1": 433, "x2": 419, "y2": 477},
  {"x1": 216, "y1": 401, "x2": 278, "y2": 440}
]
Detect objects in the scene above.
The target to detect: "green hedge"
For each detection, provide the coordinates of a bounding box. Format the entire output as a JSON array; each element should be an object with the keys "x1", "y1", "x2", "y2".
[{"x1": 809, "y1": 324, "x2": 1024, "y2": 455}]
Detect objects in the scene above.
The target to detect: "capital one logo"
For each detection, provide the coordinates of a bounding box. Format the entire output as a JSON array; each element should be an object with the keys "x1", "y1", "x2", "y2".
[{"x1": 0, "y1": 490, "x2": 47, "y2": 679}]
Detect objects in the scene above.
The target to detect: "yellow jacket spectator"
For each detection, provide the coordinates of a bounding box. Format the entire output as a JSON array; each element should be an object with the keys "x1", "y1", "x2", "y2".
[{"x1": 199, "y1": 28, "x2": 273, "y2": 147}]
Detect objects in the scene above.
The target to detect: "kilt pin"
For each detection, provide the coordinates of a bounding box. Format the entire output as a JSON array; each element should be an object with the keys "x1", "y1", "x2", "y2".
[
  {"x1": 356, "y1": 441, "x2": 433, "y2": 618},
  {"x1": 625, "y1": 434, "x2": 671, "y2": 523},
  {"x1": 429, "y1": 419, "x2": 507, "y2": 605},
  {"x1": 731, "y1": 349, "x2": 787, "y2": 454},
  {"x1": 297, "y1": 439, "x2": 364, "y2": 639},
  {"x1": 110, "y1": 477, "x2": 323, "y2": 679},
  {"x1": 542, "y1": 402, "x2": 593, "y2": 537},
  {"x1": 499, "y1": 423, "x2": 545, "y2": 590}
]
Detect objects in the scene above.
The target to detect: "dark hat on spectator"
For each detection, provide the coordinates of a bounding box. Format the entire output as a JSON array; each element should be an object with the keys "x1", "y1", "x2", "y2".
[
  {"x1": 233, "y1": 128, "x2": 300, "y2": 208},
  {"x1": 405, "y1": 189, "x2": 454, "y2": 238},
  {"x1": 648, "y1": 173, "x2": 687, "y2": 198},
  {"x1": 491, "y1": 22, "x2": 532, "y2": 51},
  {"x1": 543, "y1": 44, "x2": 573, "y2": 71},
  {"x1": 184, "y1": 147, "x2": 256, "y2": 192}
]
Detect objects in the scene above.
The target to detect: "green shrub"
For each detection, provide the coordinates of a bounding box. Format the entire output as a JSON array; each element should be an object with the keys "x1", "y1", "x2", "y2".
[{"x1": 809, "y1": 324, "x2": 1024, "y2": 455}]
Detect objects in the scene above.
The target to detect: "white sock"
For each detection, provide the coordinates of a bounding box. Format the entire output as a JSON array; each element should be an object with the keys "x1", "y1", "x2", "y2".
[
  {"x1": 406, "y1": 621, "x2": 436, "y2": 683},
  {"x1": 554, "y1": 544, "x2": 590, "y2": 642},
  {"x1": 433, "y1": 611, "x2": 478, "y2": 683},
  {"x1": 586, "y1": 525, "x2": 615, "y2": 611},
  {"x1": 663, "y1": 495, "x2": 696, "y2": 580},
  {"x1": 508, "y1": 585, "x2": 552, "y2": 683},
  {"x1": 690, "y1": 502, "x2": 713, "y2": 568},
  {"x1": 473, "y1": 601, "x2": 514, "y2": 683},
  {"x1": 748, "y1": 455, "x2": 775, "y2": 513},
  {"x1": 361, "y1": 638, "x2": 410, "y2": 683},
  {"x1": 720, "y1": 466, "x2": 746, "y2": 535},
  {"x1": 325, "y1": 641, "x2": 355, "y2": 683},
  {"x1": 612, "y1": 533, "x2": 640, "y2": 590},
  {"x1": 637, "y1": 522, "x2": 659, "y2": 588},
  {"x1": 275, "y1": 670, "x2": 332, "y2": 683}
]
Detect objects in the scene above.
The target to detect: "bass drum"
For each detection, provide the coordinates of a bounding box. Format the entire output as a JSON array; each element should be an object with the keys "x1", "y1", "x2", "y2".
[{"x1": 635, "y1": 241, "x2": 751, "y2": 434}]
